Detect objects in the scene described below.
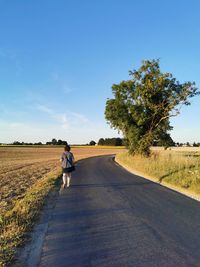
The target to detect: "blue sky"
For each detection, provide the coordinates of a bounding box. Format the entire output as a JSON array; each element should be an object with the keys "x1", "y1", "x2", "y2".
[{"x1": 0, "y1": 0, "x2": 200, "y2": 144}]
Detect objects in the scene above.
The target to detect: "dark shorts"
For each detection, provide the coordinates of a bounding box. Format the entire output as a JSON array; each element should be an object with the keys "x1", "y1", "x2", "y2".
[{"x1": 62, "y1": 166, "x2": 75, "y2": 173}]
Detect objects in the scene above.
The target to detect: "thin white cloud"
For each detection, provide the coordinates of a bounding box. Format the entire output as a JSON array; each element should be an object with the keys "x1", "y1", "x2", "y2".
[
  {"x1": 35, "y1": 103, "x2": 89, "y2": 130},
  {"x1": 52, "y1": 113, "x2": 67, "y2": 123},
  {"x1": 49, "y1": 70, "x2": 74, "y2": 94},
  {"x1": 36, "y1": 104, "x2": 53, "y2": 114},
  {"x1": 69, "y1": 112, "x2": 89, "y2": 124},
  {"x1": 53, "y1": 114, "x2": 70, "y2": 129},
  {"x1": 62, "y1": 85, "x2": 73, "y2": 94}
]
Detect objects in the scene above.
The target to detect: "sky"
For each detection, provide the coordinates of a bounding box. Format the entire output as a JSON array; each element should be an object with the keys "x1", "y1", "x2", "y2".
[{"x1": 0, "y1": 0, "x2": 200, "y2": 144}]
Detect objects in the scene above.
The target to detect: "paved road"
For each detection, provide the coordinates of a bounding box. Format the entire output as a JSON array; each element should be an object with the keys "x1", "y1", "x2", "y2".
[{"x1": 39, "y1": 155, "x2": 200, "y2": 267}]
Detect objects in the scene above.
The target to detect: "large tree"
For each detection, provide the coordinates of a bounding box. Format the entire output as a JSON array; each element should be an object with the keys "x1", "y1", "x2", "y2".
[{"x1": 105, "y1": 59, "x2": 199, "y2": 156}]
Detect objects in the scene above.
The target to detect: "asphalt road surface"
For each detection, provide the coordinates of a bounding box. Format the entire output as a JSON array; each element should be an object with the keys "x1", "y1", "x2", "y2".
[{"x1": 38, "y1": 155, "x2": 200, "y2": 267}]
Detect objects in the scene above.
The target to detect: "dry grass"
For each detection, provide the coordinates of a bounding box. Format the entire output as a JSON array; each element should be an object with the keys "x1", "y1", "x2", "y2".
[
  {"x1": 116, "y1": 147, "x2": 200, "y2": 197},
  {"x1": 0, "y1": 146, "x2": 124, "y2": 266}
]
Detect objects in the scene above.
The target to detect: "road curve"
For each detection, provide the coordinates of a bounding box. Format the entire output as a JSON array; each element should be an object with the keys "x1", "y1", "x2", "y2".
[{"x1": 39, "y1": 155, "x2": 200, "y2": 267}]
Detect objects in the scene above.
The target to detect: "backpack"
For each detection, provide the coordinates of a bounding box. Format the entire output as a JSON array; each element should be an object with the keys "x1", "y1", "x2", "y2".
[{"x1": 62, "y1": 152, "x2": 75, "y2": 172}]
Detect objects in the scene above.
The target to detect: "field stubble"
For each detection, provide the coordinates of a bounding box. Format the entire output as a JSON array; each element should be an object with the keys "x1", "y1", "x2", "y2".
[
  {"x1": 0, "y1": 147, "x2": 124, "y2": 213},
  {"x1": 0, "y1": 146, "x2": 124, "y2": 266}
]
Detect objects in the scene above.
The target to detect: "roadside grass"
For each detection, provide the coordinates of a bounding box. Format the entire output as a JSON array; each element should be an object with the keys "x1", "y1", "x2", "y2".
[
  {"x1": 0, "y1": 146, "x2": 125, "y2": 266},
  {"x1": 0, "y1": 168, "x2": 61, "y2": 266},
  {"x1": 116, "y1": 149, "x2": 200, "y2": 196}
]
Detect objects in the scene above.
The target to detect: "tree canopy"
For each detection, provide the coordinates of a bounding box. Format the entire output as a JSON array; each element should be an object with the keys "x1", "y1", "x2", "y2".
[
  {"x1": 89, "y1": 140, "x2": 96, "y2": 146},
  {"x1": 97, "y1": 137, "x2": 123, "y2": 146},
  {"x1": 46, "y1": 138, "x2": 68, "y2": 145},
  {"x1": 105, "y1": 59, "x2": 199, "y2": 156}
]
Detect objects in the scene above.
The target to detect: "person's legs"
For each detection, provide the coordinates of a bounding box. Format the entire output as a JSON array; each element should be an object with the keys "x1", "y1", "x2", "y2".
[
  {"x1": 62, "y1": 173, "x2": 67, "y2": 187},
  {"x1": 67, "y1": 172, "x2": 71, "y2": 187}
]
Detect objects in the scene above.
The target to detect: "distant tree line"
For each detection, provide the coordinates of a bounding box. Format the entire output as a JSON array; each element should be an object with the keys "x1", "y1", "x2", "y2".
[
  {"x1": 89, "y1": 140, "x2": 96, "y2": 146},
  {"x1": 175, "y1": 142, "x2": 200, "y2": 147},
  {"x1": 46, "y1": 138, "x2": 68, "y2": 145},
  {"x1": 192, "y1": 142, "x2": 200, "y2": 147},
  {"x1": 12, "y1": 141, "x2": 43, "y2": 145},
  {"x1": 95, "y1": 137, "x2": 200, "y2": 148},
  {"x1": 2, "y1": 139, "x2": 200, "y2": 147},
  {"x1": 10, "y1": 138, "x2": 68, "y2": 146},
  {"x1": 98, "y1": 138, "x2": 124, "y2": 146}
]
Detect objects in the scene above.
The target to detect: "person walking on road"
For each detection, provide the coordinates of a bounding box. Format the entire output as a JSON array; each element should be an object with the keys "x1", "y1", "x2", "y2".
[{"x1": 60, "y1": 145, "x2": 75, "y2": 188}]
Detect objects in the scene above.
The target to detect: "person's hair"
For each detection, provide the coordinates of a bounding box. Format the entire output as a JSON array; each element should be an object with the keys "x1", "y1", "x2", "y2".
[{"x1": 64, "y1": 145, "x2": 71, "y2": 152}]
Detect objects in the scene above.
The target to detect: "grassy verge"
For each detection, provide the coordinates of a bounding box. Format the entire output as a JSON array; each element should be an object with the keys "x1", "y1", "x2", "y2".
[
  {"x1": 0, "y1": 168, "x2": 61, "y2": 267},
  {"x1": 116, "y1": 150, "x2": 200, "y2": 200}
]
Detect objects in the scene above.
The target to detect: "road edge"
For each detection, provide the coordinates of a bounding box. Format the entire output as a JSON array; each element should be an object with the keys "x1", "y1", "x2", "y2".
[
  {"x1": 115, "y1": 157, "x2": 200, "y2": 202},
  {"x1": 14, "y1": 186, "x2": 60, "y2": 267}
]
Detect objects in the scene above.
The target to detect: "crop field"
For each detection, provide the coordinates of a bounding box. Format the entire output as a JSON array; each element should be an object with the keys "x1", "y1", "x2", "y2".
[
  {"x1": 0, "y1": 146, "x2": 124, "y2": 266},
  {"x1": 0, "y1": 147, "x2": 122, "y2": 212}
]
